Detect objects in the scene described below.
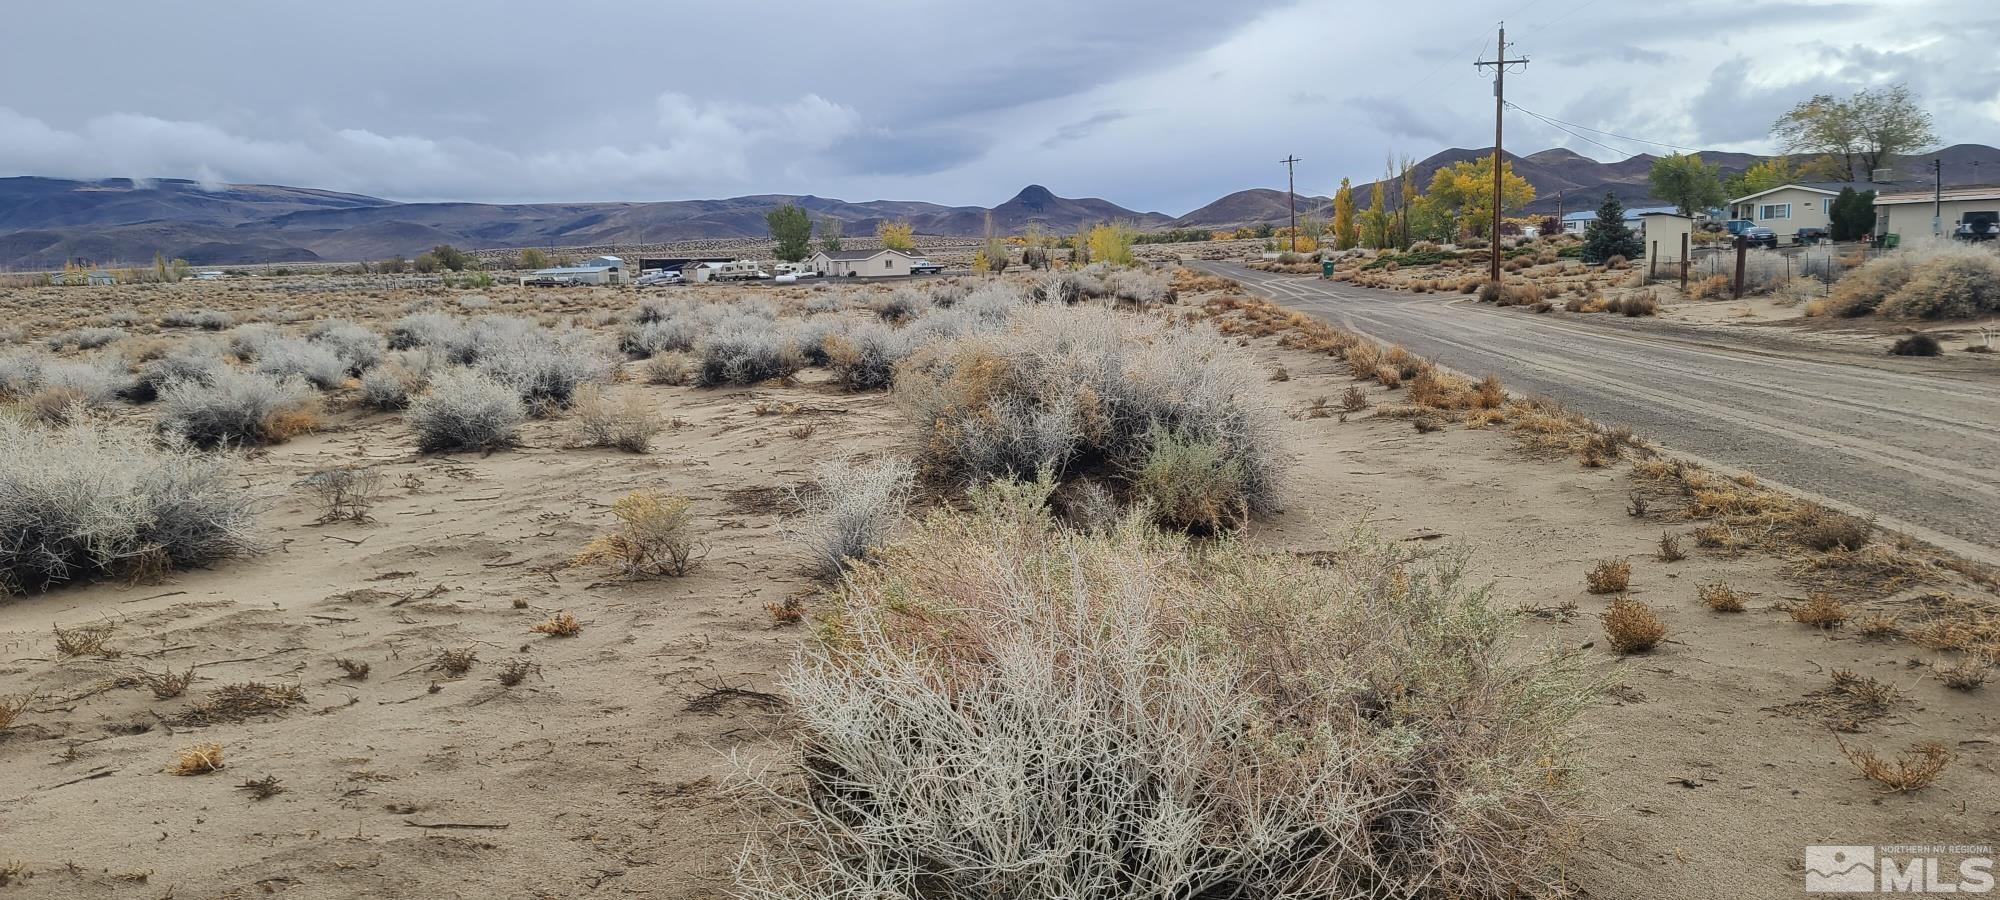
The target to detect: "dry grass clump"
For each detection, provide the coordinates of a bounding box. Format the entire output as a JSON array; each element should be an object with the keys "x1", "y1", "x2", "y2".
[
  {"x1": 407, "y1": 369, "x2": 525, "y2": 453},
  {"x1": 1842, "y1": 741, "x2": 1951, "y2": 793},
  {"x1": 1339, "y1": 385, "x2": 1368, "y2": 412},
  {"x1": 1604, "y1": 291, "x2": 1659, "y2": 317},
  {"x1": 785, "y1": 457, "x2": 914, "y2": 580},
  {"x1": 1129, "y1": 423, "x2": 1249, "y2": 532},
  {"x1": 143, "y1": 666, "x2": 196, "y2": 699},
  {"x1": 1791, "y1": 592, "x2": 1850, "y2": 628},
  {"x1": 334, "y1": 658, "x2": 371, "y2": 680},
  {"x1": 1600, "y1": 596, "x2": 1666, "y2": 653},
  {"x1": 571, "y1": 385, "x2": 663, "y2": 453},
  {"x1": 896, "y1": 307, "x2": 1285, "y2": 522},
  {"x1": 529, "y1": 610, "x2": 582, "y2": 637},
  {"x1": 0, "y1": 418, "x2": 258, "y2": 594},
  {"x1": 1507, "y1": 397, "x2": 1646, "y2": 466},
  {"x1": 1656, "y1": 532, "x2": 1685, "y2": 562},
  {"x1": 1890, "y1": 333, "x2": 1943, "y2": 356},
  {"x1": 0, "y1": 693, "x2": 34, "y2": 730},
  {"x1": 744, "y1": 483, "x2": 1592, "y2": 899},
  {"x1": 575, "y1": 491, "x2": 704, "y2": 577},
  {"x1": 436, "y1": 646, "x2": 478, "y2": 677},
  {"x1": 1585, "y1": 558, "x2": 1631, "y2": 594},
  {"x1": 171, "y1": 682, "x2": 306, "y2": 725},
  {"x1": 168, "y1": 742, "x2": 226, "y2": 776},
  {"x1": 1698, "y1": 582, "x2": 1746, "y2": 612},
  {"x1": 239, "y1": 775, "x2": 286, "y2": 799}
]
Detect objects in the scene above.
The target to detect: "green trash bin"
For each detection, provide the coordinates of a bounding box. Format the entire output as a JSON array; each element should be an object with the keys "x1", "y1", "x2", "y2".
[
  {"x1": 1881, "y1": 233, "x2": 1900, "y2": 249},
  {"x1": 1321, "y1": 259, "x2": 1334, "y2": 279}
]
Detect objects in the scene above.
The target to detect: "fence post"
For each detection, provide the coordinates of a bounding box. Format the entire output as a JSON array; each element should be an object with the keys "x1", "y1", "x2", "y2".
[
  {"x1": 1732, "y1": 235, "x2": 1747, "y2": 299},
  {"x1": 1649, "y1": 241, "x2": 1657, "y2": 280},
  {"x1": 1680, "y1": 233, "x2": 1689, "y2": 290}
]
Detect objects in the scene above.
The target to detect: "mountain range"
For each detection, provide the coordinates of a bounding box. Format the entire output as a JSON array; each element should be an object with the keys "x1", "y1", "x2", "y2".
[{"x1": 4, "y1": 143, "x2": 1995, "y2": 269}]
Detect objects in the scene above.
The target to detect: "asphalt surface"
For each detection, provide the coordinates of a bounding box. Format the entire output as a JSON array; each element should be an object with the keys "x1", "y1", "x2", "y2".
[{"x1": 1194, "y1": 261, "x2": 2000, "y2": 563}]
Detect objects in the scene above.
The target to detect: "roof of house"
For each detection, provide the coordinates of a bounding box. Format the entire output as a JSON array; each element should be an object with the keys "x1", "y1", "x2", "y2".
[
  {"x1": 531, "y1": 264, "x2": 617, "y2": 276},
  {"x1": 1562, "y1": 205, "x2": 1677, "y2": 222},
  {"x1": 1727, "y1": 182, "x2": 1870, "y2": 204},
  {"x1": 814, "y1": 248, "x2": 916, "y2": 261},
  {"x1": 1638, "y1": 211, "x2": 1695, "y2": 219},
  {"x1": 1875, "y1": 185, "x2": 2000, "y2": 205}
]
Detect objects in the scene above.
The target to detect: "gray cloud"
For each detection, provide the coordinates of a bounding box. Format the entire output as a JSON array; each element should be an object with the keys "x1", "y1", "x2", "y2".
[{"x1": 0, "y1": 0, "x2": 1990, "y2": 213}]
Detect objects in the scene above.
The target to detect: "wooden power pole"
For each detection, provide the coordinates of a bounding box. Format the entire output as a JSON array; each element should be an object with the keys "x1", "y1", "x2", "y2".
[
  {"x1": 1281, "y1": 155, "x2": 1303, "y2": 253},
  {"x1": 1474, "y1": 24, "x2": 1528, "y2": 289}
]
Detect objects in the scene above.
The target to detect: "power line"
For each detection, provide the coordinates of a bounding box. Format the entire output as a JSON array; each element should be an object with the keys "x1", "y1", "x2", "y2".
[
  {"x1": 1505, "y1": 102, "x2": 1706, "y2": 154},
  {"x1": 1506, "y1": 103, "x2": 1633, "y2": 157}
]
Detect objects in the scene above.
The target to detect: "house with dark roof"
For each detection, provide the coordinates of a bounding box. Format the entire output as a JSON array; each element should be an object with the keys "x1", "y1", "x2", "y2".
[
  {"x1": 809, "y1": 247, "x2": 916, "y2": 278},
  {"x1": 1725, "y1": 182, "x2": 1869, "y2": 236}
]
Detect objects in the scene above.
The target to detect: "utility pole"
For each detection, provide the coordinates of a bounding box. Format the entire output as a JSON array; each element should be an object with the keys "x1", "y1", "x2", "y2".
[
  {"x1": 1474, "y1": 24, "x2": 1529, "y2": 289},
  {"x1": 1280, "y1": 155, "x2": 1303, "y2": 253},
  {"x1": 1933, "y1": 158, "x2": 1944, "y2": 237}
]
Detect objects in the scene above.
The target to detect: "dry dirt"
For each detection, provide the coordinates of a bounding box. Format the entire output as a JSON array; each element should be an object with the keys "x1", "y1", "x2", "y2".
[{"x1": 0, "y1": 275, "x2": 1995, "y2": 899}]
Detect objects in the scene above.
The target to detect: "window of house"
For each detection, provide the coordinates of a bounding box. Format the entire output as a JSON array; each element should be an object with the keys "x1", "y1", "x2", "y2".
[
  {"x1": 1759, "y1": 203, "x2": 1791, "y2": 220},
  {"x1": 884, "y1": 258, "x2": 892, "y2": 269},
  {"x1": 1822, "y1": 198, "x2": 1831, "y2": 216}
]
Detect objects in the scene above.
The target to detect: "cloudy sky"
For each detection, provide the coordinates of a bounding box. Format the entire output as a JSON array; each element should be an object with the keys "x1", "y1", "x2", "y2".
[{"x1": 2, "y1": 0, "x2": 1992, "y2": 213}]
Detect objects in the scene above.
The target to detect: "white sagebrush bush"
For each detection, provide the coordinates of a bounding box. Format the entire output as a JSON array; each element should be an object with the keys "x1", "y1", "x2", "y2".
[
  {"x1": 738, "y1": 487, "x2": 1591, "y2": 900},
  {"x1": 45, "y1": 327, "x2": 126, "y2": 351},
  {"x1": 897, "y1": 306, "x2": 1287, "y2": 516},
  {"x1": 33, "y1": 358, "x2": 131, "y2": 410},
  {"x1": 307, "y1": 319, "x2": 385, "y2": 374},
  {"x1": 822, "y1": 321, "x2": 914, "y2": 391},
  {"x1": 785, "y1": 456, "x2": 914, "y2": 579},
  {"x1": 474, "y1": 327, "x2": 613, "y2": 412},
  {"x1": 126, "y1": 345, "x2": 226, "y2": 402},
  {"x1": 386, "y1": 311, "x2": 467, "y2": 352},
  {"x1": 359, "y1": 367, "x2": 418, "y2": 411},
  {"x1": 227, "y1": 323, "x2": 284, "y2": 360},
  {"x1": 696, "y1": 317, "x2": 804, "y2": 386},
  {"x1": 1105, "y1": 268, "x2": 1176, "y2": 306},
  {"x1": 0, "y1": 417, "x2": 258, "y2": 593},
  {"x1": 0, "y1": 352, "x2": 46, "y2": 398},
  {"x1": 407, "y1": 369, "x2": 525, "y2": 453},
  {"x1": 252, "y1": 336, "x2": 348, "y2": 390},
  {"x1": 158, "y1": 369, "x2": 318, "y2": 448}
]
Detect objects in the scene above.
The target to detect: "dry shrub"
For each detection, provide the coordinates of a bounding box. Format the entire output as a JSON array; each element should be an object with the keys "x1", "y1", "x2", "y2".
[
  {"x1": 1842, "y1": 741, "x2": 1950, "y2": 793},
  {"x1": 1656, "y1": 532, "x2": 1685, "y2": 562},
  {"x1": 1935, "y1": 658, "x2": 1991, "y2": 690},
  {"x1": 158, "y1": 369, "x2": 320, "y2": 448},
  {"x1": 1373, "y1": 365, "x2": 1402, "y2": 389},
  {"x1": 1343, "y1": 341, "x2": 1382, "y2": 378},
  {"x1": 168, "y1": 742, "x2": 226, "y2": 776},
  {"x1": 1340, "y1": 385, "x2": 1368, "y2": 412},
  {"x1": 436, "y1": 646, "x2": 478, "y2": 677},
  {"x1": 1607, "y1": 291, "x2": 1658, "y2": 317},
  {"x1": 1407, "y1": 369, "x2": 1476, "y2": 410},
  {"x1": 786, "y1": 457, "x2": 915, "y2": 580},
  {"x1": 1791, "y1": 504, "x2": 1873, "y2": 552},
  {"x1": 1586, "y1": 558, "x2": 1631, "y2": 594},
  {"x1": 571, "y1": 385, "x2": 663, "y2": 453},
  {"x1": 529, "y1": 610, "x2": 582, "y2": 637},
  {"x1": 574, "y1": 491, "x2": 703, "y2": 577},
  {"x1": 641, "y1": 353, "x2": 694, "y2": 385},
  {"x1": 1130, "y1": 424, "x2": 1249, "y2": 532},
  {"x1": 144, "y1": 666, "x2": 196, "y2": 699},
  {"x1": 407, "y1": 369, "x2": 525, "y2": 453},
  {"x1": 1791, "y1": 592, "x2": 1849, "y2": 628},
  {"x1": 53, "y1": 621, "x2": 117, "y2": 657},
  {"x1": 743, "y1": 484, "x2": 1592, "y2": 899},
  {"x1": 1698, "y1": 582, "x2": 1745, "y2": 612},
  {"x1": 335, "y1": 658, "x2": 371, "y2": 680},
  {"x1": 896, "y1": 307, "x2": 1285, "y2": 518},
  {"x1": 497, "y1": 658, "x2": 537, "y2": 687},
  {"x1": 1890, "y1": 333, "x2": 1942, "y2": 356},
  {"x1": 1600, "y1": 596, "x2": 1666, "y2": 653},
  {"x1": 1855, "y1": 612, "x2": 1902, "y2": 639},
  {"x1": 0, "y1": 693, "x2": 33, "y2": 729},
  {"x1": 1878, "y1": 244, "x2": 2000, "y2": 319},
  {"x1": 301, "y1": 467, "x2": 383, "y2": 524}
]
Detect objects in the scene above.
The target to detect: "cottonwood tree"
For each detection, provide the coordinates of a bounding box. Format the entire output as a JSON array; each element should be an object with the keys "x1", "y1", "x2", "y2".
[
  {"x1": 519, "y1": 248, "x2": 550, "y2": 270},
  {"x1": 1724, "y1": 157, "x2": 1796, "y2": 199},
  {"x1": 1647, "y1": 152, "x2": 1726, "y2": 216},
  {"x1": 1773, "y1": 84, "x2": 1937, "y2": 182},
  {"x1": 1425, "y1": 156, "x2": 1535, "y2": 240},
  {"x1": 1331, "y1": 178, "x2": 1359, "y2": 249},
  {"x1": 818, "y1": 216, "x2": 843, "y2": 253},
  {"x1": 767, "y1": 204, "x2": 813, "y2": 262},
  {"x1": 1582, "y1": 193, "x2": 1643, "y2": 263},
  {"x1": 1361, "y1": 179, "x2": 1391, "y2": 249},
  {"x1": 876, "y1": 220, "x2": 914, "y2": 251}
]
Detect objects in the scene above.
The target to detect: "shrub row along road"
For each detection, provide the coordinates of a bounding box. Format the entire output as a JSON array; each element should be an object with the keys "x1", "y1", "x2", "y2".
[{"x1": 1194, "y1": 261, "x2": 2000, "y2": 564}]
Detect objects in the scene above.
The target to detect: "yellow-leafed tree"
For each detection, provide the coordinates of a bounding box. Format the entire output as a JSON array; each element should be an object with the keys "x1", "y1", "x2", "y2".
[
  {"x1": 1332, "y1": 178, "x2": 1359, "y2": 250},
  {"x1": 877, "y1": 220, "x2": 915, "y2": 251},
  {"x1": 1424, "y1": 155, "x2": 1536, "y2": 240}
]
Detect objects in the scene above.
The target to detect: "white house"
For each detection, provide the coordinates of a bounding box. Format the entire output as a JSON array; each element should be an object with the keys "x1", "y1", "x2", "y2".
[
  {"x1": 521, "y1": 254, "x2": 625, "y2": 285},
  {"x1": 810, "y1": 248, "x2": 916, "y2": 278},
  {"x1": 1872, "y1": 186, "x2": 2000, "y2": 240},
  {"x1": 1561, "y1": 205, "x2": 1676, "y2": 235},
  {"x1": 1724, "y1": 183, "x2": 1862, "y2": 235}
]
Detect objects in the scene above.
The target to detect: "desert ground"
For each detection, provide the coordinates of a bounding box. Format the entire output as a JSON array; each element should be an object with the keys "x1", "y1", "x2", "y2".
[{"x1": 1, "y1": 266, "x2": 1995, "y2": 899}]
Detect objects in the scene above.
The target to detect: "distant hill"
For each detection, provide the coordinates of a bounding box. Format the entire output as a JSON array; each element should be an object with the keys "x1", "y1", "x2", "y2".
[
  {"x1": 0, "y1": 179, "x2": 1170, "y2": 269},
  {"x1": 5, "y1": 144, "x2": 1996, "y2": 268}
]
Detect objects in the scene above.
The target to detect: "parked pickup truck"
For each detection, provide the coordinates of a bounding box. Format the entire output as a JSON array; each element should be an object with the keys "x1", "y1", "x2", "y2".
[{"x1": 909, "y1": 257, "x2": 945, "y2": 275}]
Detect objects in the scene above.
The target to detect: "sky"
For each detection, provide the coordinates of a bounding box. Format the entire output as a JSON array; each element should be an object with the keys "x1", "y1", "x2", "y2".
[{"x1": 1, "y1": 0, "x2": 1994, "y2": 214}]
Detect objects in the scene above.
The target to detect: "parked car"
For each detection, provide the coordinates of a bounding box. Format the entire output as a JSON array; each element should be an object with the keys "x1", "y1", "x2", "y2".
[
  {"x1": 1742, "y1": 227, "x2": 1778, "y2": 249},
  {"x1": 1724, "y1": 219, "x2": 1757, "y2": 236},
  {"x1": 909, "y1": 257, "x2": 945, "y2": 275},
  {"x1": 635, "y1": 269, "x2": 683, "y2": 287},
  {"x1": 1794, "y1": 226, "x2": 1829, "y2": 244}
]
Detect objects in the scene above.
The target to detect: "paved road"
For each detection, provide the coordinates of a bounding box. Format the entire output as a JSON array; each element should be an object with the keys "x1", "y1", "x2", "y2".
[{"x1": 1195, "y1": 261, "x2": 2000, "y2": 563}]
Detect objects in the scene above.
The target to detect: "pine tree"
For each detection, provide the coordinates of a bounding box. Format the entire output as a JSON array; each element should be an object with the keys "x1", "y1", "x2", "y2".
[{"x1": 1582, "y1": 193, "x2": 1643, "y2": 263}]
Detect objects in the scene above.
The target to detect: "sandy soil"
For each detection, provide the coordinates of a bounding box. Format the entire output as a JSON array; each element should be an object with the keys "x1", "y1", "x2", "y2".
[{"x1": 1, "y1": 277, "x2": 1995, "y2": 899}]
